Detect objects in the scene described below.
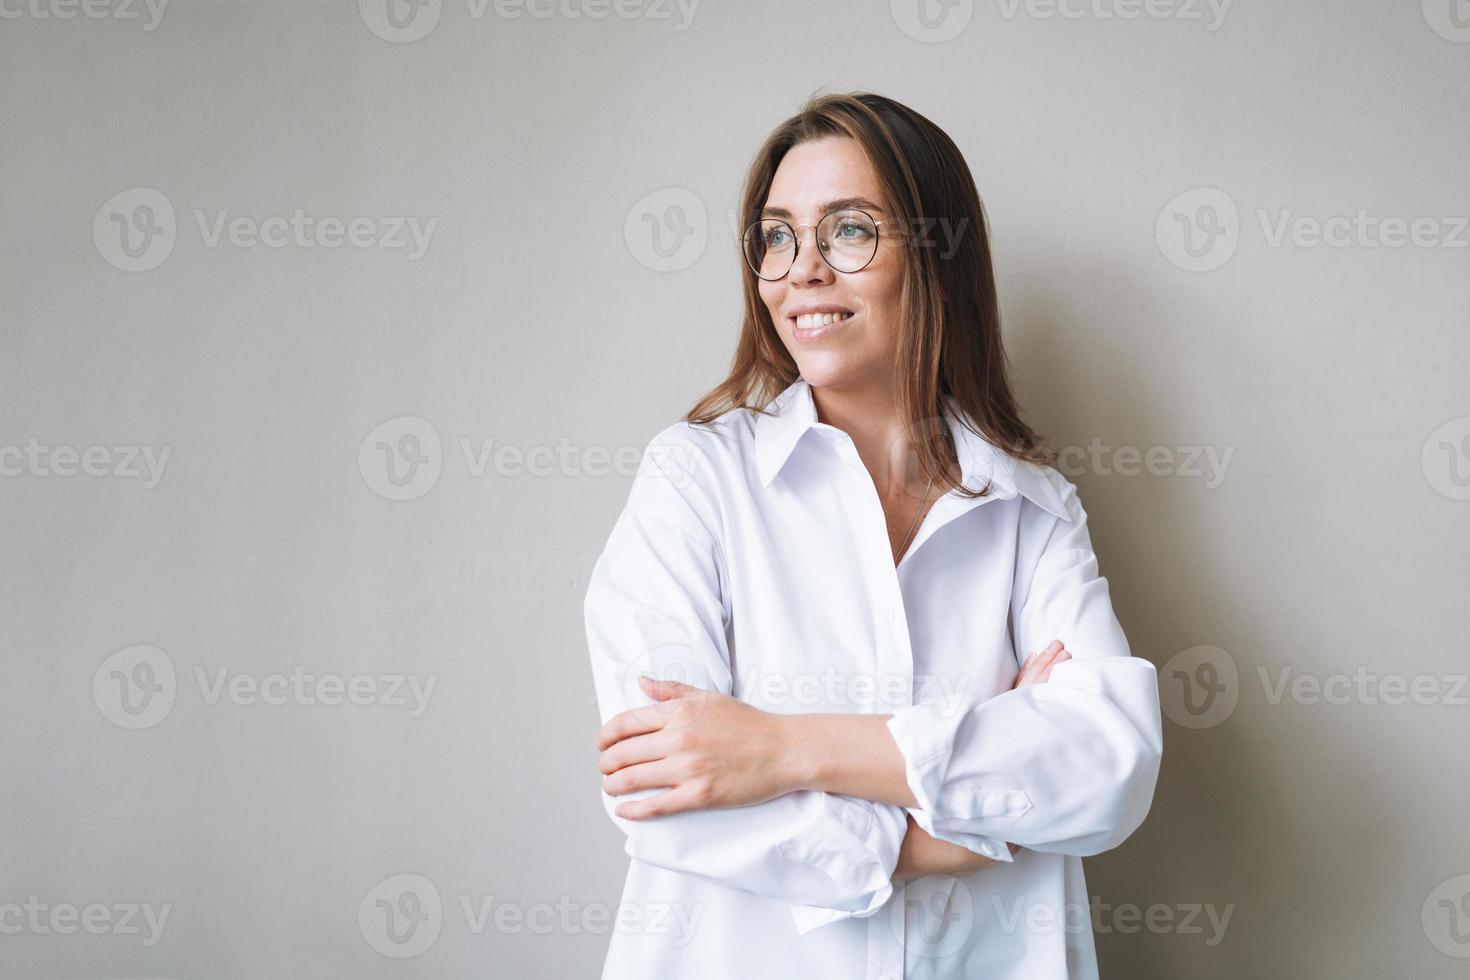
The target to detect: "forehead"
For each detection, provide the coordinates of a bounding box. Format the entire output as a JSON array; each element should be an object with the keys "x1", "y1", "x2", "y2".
[{"x1": 763, "y1": 137, "x2": 884, "y2": 219}]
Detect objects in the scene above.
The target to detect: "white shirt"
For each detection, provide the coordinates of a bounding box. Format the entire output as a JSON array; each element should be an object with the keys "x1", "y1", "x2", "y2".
[{"x1": 585, "y1": 377, "x2": 1163, "y2": 980}]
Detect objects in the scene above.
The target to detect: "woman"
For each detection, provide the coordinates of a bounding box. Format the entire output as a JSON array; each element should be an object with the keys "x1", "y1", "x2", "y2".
[{"x1": 585, "y1": 92, "x2": 1162, "y2": 980}]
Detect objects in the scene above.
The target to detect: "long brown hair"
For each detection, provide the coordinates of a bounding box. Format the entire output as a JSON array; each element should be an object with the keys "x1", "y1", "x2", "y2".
[{"x1": 684, "y1": 90, "x2": 1056, "y2": 497}]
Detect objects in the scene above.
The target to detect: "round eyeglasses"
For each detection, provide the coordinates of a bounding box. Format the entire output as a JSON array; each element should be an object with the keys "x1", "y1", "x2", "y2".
[{"x1": 741, "y1": 208, "x2": 893, "y2": 281}]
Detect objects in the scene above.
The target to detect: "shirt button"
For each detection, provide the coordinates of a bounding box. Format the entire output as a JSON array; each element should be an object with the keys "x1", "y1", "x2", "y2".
[{"x1": 978, "y1": 842, "x2": 998, "y2": 858}]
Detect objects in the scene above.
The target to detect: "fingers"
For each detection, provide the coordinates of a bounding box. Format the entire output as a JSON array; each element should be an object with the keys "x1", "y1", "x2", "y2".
[
  {"x1": 1014, "y1": 640, "x2": 1071, "y2": 688},
  {"x1": 1022, "y1": 640, "x2": 1063, "y2": 673},
  {"x1": 598, "y1": 729, "x2": 672, "y2": 776},
  {"x1": 604, "y1": 758, "x2": 680, "y2": 799},
  {"x1": 596, "y1": 706, "x2": 665, "y2": 751},
  {"x1": 596, "y1": 678, "x2": 704, "y2": 750},
  {"x1": 1034, "y1": 647, "x2": 1071, "y2": 683},
  {"x1": 613, "y1": 781, "x2": 706, "y2": 820},
  {"x1": 1016, "y1": 640, "x2": 1061, "y2": 683},
  {"x1": 1031, "y1": 640, "x2": 1063, "y2": 664}
]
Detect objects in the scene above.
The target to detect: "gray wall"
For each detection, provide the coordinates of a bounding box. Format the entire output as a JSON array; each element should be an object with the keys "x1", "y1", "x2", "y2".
[{"x1": 3, "y1": 1, "x2": 1467, "y2": 977}]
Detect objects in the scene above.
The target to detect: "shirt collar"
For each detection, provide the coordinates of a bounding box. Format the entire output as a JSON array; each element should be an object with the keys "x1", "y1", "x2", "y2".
[{"x1": 754, "y1": 376, "x2": 1070, "y2": 520}]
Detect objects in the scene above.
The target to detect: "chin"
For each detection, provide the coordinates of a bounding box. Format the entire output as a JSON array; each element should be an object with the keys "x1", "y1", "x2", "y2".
[{"x1": 790, "y1": 357, "x2": 877, "y2": 391}]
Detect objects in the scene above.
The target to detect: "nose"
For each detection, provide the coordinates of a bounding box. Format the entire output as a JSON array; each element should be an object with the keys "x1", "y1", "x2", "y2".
[{"x1": 787, "y1": 223, "x2": 834, "y2": 284}]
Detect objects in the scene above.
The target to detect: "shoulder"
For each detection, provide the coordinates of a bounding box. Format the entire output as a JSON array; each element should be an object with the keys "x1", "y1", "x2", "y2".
[
  {"x1": 1007, "y1": 456, "x2": 1085, "y2": 527},
  {"x1": 626, "y1": 410, "x2": 758, "y2": 530},
  {"x1": 640, "y1": 408, "x2": 760, "y2": 489}
]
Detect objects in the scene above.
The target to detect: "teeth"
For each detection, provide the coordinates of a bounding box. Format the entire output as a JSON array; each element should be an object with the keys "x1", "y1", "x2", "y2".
[{"x1": 793, "y1": 312, "x2": 854, "y2": 329}]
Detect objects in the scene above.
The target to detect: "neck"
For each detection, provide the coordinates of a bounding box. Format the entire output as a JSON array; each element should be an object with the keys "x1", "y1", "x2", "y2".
[{"x1": 810, "y1": 377, "x2": 931, "y2": 496}]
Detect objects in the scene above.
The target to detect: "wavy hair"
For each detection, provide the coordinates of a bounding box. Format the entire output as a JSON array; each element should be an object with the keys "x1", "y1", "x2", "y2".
[{"x1": 684, "y1": 90, "x2": 1056, "y2": 497}]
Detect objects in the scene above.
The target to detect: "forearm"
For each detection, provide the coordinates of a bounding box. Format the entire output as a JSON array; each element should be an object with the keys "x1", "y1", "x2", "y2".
[
  {"x1": 892, "y1": 813, "x2": 1002, "y2": 880},
  {"x1": 786, "y1": 712, "x2": 917, "y2": 807}
]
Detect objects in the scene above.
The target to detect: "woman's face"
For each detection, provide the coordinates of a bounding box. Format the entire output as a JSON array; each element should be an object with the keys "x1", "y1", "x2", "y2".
[{"x1": 757, "y1": 136, "x2": 906, "y2": 393}]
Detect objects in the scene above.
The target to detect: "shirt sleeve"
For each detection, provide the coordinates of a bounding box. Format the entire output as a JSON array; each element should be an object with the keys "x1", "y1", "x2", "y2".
[
  {"x1": 585, "y1": 428, "x2": 908, "y2": 929},
  {"x1": 883, "y1": 471, "x2": 1163, "y2": 861}
]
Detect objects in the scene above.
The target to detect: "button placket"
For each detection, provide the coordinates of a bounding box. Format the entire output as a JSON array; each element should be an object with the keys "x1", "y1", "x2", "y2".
[
  {"x1": 867, "y1": 885, "x2": 906, "y2": 980},
  {"x1": 829, "y1": 432, "x2": 917, "y2": 705}
]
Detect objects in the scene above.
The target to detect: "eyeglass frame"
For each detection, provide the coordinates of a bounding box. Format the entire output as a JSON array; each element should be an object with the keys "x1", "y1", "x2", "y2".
[{"x1": 740, "y1": 207, "x2": 909, "y2": 281}]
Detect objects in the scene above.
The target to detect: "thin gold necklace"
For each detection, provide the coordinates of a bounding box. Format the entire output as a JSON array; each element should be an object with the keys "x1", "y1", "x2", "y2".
[{"x1": 895, "y1": 472, "x2": 936, "y2": 562}]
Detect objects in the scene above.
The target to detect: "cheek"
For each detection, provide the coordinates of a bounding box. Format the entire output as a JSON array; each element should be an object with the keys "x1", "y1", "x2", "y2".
[
  {"x1": 855, "y1": 268, "x2": 904, "y2": 324},
  {"x1": 758, "y1": 285, "x2": 793, "y2": 334},
  {"x1": 757, "y1": 282, "x2": 784, "y2": 321}
]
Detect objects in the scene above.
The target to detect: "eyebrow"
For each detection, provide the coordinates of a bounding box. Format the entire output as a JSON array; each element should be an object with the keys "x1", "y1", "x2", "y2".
[{"x1": 759, "y1": 196, "x2": 886, "y2": 220}]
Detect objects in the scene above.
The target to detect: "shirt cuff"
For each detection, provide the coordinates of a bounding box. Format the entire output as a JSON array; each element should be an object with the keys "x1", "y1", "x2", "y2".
[
  {"x1": 780, "y1": 794, "x2": 907, "y2": 936},
  {"x1": 886, "y1": 702, "x2": 1020, "y2": 863},
  {"x1": 886, "y1": 700, "x2": 956, "y2": 814}
]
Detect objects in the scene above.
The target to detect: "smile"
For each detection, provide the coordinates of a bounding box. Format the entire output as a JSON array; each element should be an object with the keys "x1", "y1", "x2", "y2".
[{"x1": 790, "y1": 310, "x2": 855, "y2": 341}]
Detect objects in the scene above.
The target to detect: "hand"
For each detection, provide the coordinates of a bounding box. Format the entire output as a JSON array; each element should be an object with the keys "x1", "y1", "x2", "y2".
[
  {"x1": 1015, "y1": 639, "x2": 1070, "y2": 688},
  {"x1": 946, "y1": 638, "x2": 1065, "y2": 864},
  {"x1": 596, "y1": 676, "x2": 797, "y2": 819}
]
